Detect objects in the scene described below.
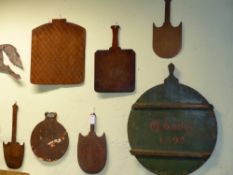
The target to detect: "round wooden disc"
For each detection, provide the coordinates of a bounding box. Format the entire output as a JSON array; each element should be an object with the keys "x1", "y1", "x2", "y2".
[
  {"x1": 31, "y1": 112, "x2": 69, "y2": 162},
  {"x1": 128, "y1": 64, "x2": 217, "y2": 175}
]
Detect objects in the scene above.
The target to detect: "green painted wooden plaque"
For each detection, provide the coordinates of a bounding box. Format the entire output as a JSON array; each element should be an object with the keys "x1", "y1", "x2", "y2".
[{"x1": 128, "y1": 64, "x2": 217, "y2": 175}]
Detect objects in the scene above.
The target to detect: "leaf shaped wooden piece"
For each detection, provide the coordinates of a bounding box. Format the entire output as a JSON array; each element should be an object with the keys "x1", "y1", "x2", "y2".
[{"x1": 0, "y1": 44, "x2": 23, "y2": 79}]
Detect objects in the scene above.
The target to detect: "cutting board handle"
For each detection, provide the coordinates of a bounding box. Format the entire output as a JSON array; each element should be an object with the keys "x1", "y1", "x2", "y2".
[
  {"x1": 110, "y1": 25, "x2": 120, "y2": 50},
  {"x1": 164, "y1": 0, "x2": 171, "y2": 24}
]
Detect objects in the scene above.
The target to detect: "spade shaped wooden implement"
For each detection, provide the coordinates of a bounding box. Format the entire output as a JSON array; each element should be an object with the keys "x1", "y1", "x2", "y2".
[
  {"x1": 78, "y1": 113, "x2": 107, "y2": 174},
  {"x1": 95, "y1": 25, "x2": 135, "y2": 92},
  {"x1": 3, "y1": 103, "x2": 24, "y2": 169},
  {"x1": 153, "y1": 0, "x2": 182, "y2": 58}
]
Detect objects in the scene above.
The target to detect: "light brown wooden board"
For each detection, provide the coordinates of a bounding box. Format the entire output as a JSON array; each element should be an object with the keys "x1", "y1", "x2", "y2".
[
  {"x1": 31, "y1": 19, "x2": 85, "y2": 84},
  {"x1": 0, "y1": 170, "x2": 29, "y2": 175}
]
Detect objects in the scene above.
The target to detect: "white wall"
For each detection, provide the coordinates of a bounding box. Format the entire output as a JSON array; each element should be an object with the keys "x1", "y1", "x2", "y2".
[{"x1": 0, "y1": 0, "x2": 233, "y2": 174}]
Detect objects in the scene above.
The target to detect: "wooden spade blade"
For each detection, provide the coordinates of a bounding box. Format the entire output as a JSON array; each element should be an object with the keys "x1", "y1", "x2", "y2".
[
  {"x1": 3, "y1": 142, "x2": 24, "y2": 169},
  {"x1": 78, "y1": 133, "x2": 107, "y2": 174},
  {"x1": 78, "y1": 114, "x2": 107, "y2": 174},
  {"x1": 153, "y1": 0, "x2": 182, "y2": 58},
  {"x1": 0, "y1": 170, "x2": 29, "y2": 175},
  {"x1": 153, "y1": 23, "x2": 182, "y2": 58}
]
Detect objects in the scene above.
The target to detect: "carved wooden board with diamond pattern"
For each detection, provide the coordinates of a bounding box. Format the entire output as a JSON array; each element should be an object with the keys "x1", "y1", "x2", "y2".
[{"x1": 30, "y1": 19, "x2": 85, "y2": 84}]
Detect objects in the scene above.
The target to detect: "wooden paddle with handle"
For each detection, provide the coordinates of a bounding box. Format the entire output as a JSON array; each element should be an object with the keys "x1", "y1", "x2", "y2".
[
  {"x1": 153, "y1": 0, "x2": 182, "y2": 58},
  {"x1": 95, "y1": 25, "x2": 135, "y2": 92},
  {"x1": 3, "y1": 103, "x2": 24, "y2": 169}
]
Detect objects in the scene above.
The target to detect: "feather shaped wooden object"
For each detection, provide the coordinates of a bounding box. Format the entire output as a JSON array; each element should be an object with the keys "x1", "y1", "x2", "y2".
[{"x1": 0, "y1": 44, "x2": 23, "y2": 79}]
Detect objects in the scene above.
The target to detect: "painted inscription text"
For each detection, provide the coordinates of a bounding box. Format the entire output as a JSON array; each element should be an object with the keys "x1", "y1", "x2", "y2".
[{"x1": 150, "y1": 120, "x2": 193, "y2": 145}]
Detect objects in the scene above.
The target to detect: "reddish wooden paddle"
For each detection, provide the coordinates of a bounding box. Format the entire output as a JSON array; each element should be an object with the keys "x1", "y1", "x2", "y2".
[
  {"x1": 153, "y1": 0, "x2": 182, "y2": 58},
  {"x1": 78, "y1": 113, "x2": 107, "y2": 173},
  {"x1": 3, "y1": 103, "x2": 24, "y2": 169},
  {"x1": 95, "y1": 25, "x2": 135, "y2": 92}
]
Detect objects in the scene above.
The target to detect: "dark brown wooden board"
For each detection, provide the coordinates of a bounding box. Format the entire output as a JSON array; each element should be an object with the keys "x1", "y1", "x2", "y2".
[
  {"x1": 78, "y1": 114, "x2": 107, "y2": 174},
  {"x1": 3, "y1": 103, "x2": 24, "y2": 169},
  {"x1": 153, "y1": 0, "x2": 182, "y2": 58},
  {"x1": 30, "y1": 112, "x2": 69, "y2": 162},
  {"x1": 31, "y1": 19, "x2": 85, "y2": 84},
  {"x1": 95, "y1": 25, "x2": 135, "y2": 92}
]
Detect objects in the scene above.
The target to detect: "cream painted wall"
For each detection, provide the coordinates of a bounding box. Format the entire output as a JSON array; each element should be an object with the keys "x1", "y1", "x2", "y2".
[{"x1": 0, "y1": 0, "x2": 233, "y2": 174}]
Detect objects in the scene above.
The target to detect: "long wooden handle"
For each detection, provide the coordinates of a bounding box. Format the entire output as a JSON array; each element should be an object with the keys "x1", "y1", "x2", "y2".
[
  {"x1": 12, "y1": 103, "x2": 18, "y2": 143},
  {"x1": 164, "y1": 0, "x2": 171, "y2": 24},
  {"x1": 111, "y1": 25, "x2": 120, "y2": 49}
]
